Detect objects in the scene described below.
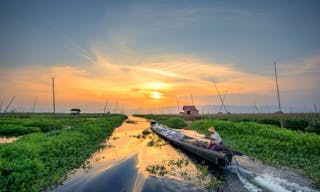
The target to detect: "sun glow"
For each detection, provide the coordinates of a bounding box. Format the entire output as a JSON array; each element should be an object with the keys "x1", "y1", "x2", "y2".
[
  {"x1": 150, "y1": 91, "x2": 162, "y2": 99},
  {"x1": 145, "y1": 82, "x2": 167, "y2": 90}
]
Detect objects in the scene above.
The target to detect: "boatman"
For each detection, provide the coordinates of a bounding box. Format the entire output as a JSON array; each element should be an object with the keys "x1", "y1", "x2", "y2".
[{"x1": 207, "y1": 127, "x2": 224, "y2": 151}]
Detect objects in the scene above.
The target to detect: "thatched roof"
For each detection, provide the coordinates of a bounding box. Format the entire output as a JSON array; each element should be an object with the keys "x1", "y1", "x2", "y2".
[
  {"x1": 182, "y1": 105, "x2": 198, "y2": 111},
  {"x1": 70, "y1": 108, "x2": 81, "y2": 112}
]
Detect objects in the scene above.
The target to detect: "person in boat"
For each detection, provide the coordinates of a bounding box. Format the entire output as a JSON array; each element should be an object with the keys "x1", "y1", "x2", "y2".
[{"x1": 207, "y1": 127, "x2": 224, "y2": 151}]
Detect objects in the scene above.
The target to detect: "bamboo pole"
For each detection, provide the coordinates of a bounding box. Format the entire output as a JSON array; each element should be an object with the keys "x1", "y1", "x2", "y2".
[
  {"x1": 253, "y1": 95, "x2": 260, "y2": 113},
  {"x1": 219, "y1": 92, "x2": 227, "y2": 113},
  {"x1": 274, "y1": 62, "x2": 283, "y2": 128},
  {"x1": 0, "y1": 100, "x2": 3, "y2": 112},
  {"x1": 225, "y1": 91, "x2": 231, "y2": 113},
  {"x1": 274, "y1": 62, "x2": 282, "y2": 113},
  {"x1": 52, "y1": 77, "x2": 56, "y2": 115},
  {"x1": 32, "y1": 96, "x2": 38, "y2": 113},
  {"x1": 212, "y1": 81, "x2": 228, "y2": 113},
  {"x1": 3, "y1": 96, "x2": 15, "y2": 113},
  {"x1": 103, "y1": 99, "x2": 108, "y2": 115}
]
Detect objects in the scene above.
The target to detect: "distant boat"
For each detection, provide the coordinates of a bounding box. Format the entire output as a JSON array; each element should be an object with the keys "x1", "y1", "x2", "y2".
[{"x1": 150, "y1": 121, "x2": 242, "y2": 167}]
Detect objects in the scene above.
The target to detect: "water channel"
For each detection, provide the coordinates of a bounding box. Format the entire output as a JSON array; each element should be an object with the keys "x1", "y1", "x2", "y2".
[{"x1": 55, "y1": 116, "x2": 318, "y2": 192}]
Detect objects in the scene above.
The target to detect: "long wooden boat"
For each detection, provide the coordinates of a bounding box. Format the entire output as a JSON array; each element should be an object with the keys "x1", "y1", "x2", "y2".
[{"x1": 150, "y1": 121, "x2": 239, "y2": 167}]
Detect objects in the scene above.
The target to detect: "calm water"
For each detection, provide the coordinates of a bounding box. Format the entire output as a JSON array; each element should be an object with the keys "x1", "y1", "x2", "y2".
[
  {"x1": 0, "y1": 136, "x2": 20, "y2": 144},
  {"x1": 55, "y1": 116, "x2": 318, "y2": 192}
]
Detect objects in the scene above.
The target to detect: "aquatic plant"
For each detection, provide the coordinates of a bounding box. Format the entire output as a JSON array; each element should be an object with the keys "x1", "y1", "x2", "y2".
[
  {"x1": 146, "y1": 134, "x2": 167, "y2": 148},
  {"x1": 146, "y1": 164, "x2": 168, "y2": 176},
  {"x1": 142, "y1": 129, "x2": 151, "y2": 135},
  {"x1": 306, "y1": 120, "x2": 320, "y2": 134},
  {"x1": 193, "y1": 113, "x2": 318, "y2": 134},
  {"x1": 146, "y1": 159, "x2": 190, "y2": 177},
  {"x1": 0, "y1": 113, "x2": 117, "y2": 136},
  {"x1": 167, "y1": 117, "x2": 187, "y2": 129},
  {"x1": 205, "y1": 178, "x2": 224, "y2": 191},
  {"x1": 147, "y1": 140, "x2": 155, "y2": 146},
  {"x1": 0, "y1": 124, "x2": 41, "y2": 136},
  {"x1": 126, "y1": 119, "x2": 137, "y2": 124},
  {"x1": 0, "y1": 114, "x2": 127, "y2": 192},
  {"x1": 146, "y1": 158, "x2": 224, "y2": 190},
  {"x1": 196, "y1": 162, "x2": 224, "y2": 191}
]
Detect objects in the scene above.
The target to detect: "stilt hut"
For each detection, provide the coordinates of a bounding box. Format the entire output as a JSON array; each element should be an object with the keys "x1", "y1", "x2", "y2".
[
  {"x1": 181, "y1": 105, "x2": 199, "y2": 120},
  {"x1": 70, "y1": 108, "x2": 81, "y2": 115}
]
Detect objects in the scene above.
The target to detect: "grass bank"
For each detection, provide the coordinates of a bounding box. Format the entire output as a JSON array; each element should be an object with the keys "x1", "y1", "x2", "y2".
[
  {"x1": 188, "y1": 119, "x2": 320, "y2": 188},
  {"x1": 0, "y1": 114, "x2": 127, "y2": 192}
]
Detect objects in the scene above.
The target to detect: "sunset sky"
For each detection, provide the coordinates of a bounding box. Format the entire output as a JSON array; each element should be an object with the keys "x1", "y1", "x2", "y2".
[{"x1": 1, "y1": 0, "x2": 319, "y2": 113}]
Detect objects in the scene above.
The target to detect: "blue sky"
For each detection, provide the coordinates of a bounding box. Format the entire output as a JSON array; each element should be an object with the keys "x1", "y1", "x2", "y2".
[
  {"x1": 1, "y1": 1, "x2": 320, "y2": 69},
  {"x1": 0, "y1": 0, "x2": 319, "y2": 113}
]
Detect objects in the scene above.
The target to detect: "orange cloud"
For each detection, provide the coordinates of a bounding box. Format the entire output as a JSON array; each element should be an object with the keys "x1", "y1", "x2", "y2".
[{"x1": 1, "y1": 52, "x2": 318, "y2": 113}]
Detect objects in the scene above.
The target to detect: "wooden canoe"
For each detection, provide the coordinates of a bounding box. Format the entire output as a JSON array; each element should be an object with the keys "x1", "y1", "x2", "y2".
[{"x1": 150, "y1": 121, "x2": 235, "y2": 166}]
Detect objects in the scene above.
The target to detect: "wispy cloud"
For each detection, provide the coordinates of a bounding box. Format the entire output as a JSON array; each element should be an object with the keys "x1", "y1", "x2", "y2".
[
  {"x1": 1, "y1": 47, "x2": 319, "y2": 112},
  {"x1": 50, "y1": 25, "x2": 97, "y2": 63},
  {"x1": 280, "y1": 54, "x2": 320, "y2": 75},
  {"x1": 128, "y1": 4, "x2": 205, "y2": 28}
]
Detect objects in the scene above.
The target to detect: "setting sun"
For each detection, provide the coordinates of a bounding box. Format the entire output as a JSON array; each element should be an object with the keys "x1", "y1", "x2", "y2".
[{"x1": 150, "y1": 91, "x2": 162, "y2": 99}]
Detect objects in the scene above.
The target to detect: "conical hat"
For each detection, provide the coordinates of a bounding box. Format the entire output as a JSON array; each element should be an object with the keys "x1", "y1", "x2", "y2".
[{"x1": 208, "y1": 127, "x2": 215, "y2": 133}]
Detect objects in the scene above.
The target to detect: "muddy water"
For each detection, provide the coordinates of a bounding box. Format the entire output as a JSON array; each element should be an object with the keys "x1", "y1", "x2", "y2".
[{"x1": 55, "y1": 117, "x2": 319, "y2": 192}]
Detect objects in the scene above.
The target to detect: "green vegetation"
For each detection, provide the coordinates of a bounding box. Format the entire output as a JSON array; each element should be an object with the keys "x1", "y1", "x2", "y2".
[
  {"x1": 146, "y1": 134, "x2": 167, "y2": 148},
  {"x1": 135, "y1": 113, "x2": 320, "y2": 134},
  {"x1": 0, "y1": 124, "x2": 41, "y2": 136},
  {"x1": 167, "y1": 117, "x2": 187, "y2": 128},
  {"x1": 0, "y1": 113, "x2": 127, "y2": 192},
  {"x1": 142, "y1": 128, "x2": 151, "y2": 136},
  {"x1": 135, "y1": 114, "x2": 187, "y2": 129},
  {"x1": 146, "y1": 159, "x2": 189, "y2": 177},
  {"x1": 126, "y1": 119, "x2": 137, "y2": 124},
  {"x1": 129, "y1": 130, "x2": 166, "y2": 147},
  {"x1": 189, "y1": 119, "x2": 320, "y2": 188},
  {"x1": 146, "y1": 164, "x2": 168, "y2": 176},
  {"x1": 305, "y1": 120, "x2": 320, "y2": 134},
  {"x1": 142, "y1": 114, "x2": 320, "y2": 188},
  {"x1": 195, "y1": 113, "x2": 320, "y2": 134},
  {"x1": 196, "y1": 163, "x2": 224, "y2": 191},
  {"x1": 145, "y1": 149, "x2": 224, "y2": 190},
  {"x1": 0, "y1": 113, "x2": 112, "y2": 136}
]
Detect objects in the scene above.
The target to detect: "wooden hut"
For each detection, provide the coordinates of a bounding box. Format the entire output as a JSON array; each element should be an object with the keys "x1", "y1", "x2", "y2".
[
  {"x1": 181, "y1": 105, "x2": 199, "y2": 120},
  {"x1": 70, "y1": 108, "x2": 81, "y2": 115}
]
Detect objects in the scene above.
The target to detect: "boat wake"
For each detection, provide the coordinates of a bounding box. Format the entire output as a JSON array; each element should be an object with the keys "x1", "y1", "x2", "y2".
[{"x1": 225, "y1": 157, "x2": 318, "y2": 192}]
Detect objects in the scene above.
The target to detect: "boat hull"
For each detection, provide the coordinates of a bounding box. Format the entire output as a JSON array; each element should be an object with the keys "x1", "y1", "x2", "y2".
[{"x1": 150, "y1": 121, "x2": 233, "y2": 166}]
